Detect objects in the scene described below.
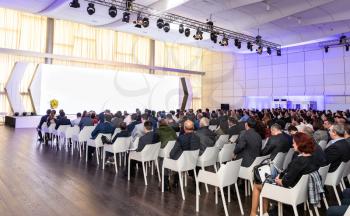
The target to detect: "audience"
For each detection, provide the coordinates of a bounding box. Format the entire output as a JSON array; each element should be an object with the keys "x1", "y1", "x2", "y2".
[
  {"x1": 71, "y1": 112, "x2": 81, "y2": 126},
  {"x1": 79, "y1": 111, "x2": 94, "y2": 130},
  {"x1": 54, "y1": 111, "x2": 71, "y2": 130},
  {"x1": 261, "y1": 123, "x2": 291, "y2": 160},
  {"x1": 157, "y1": 119, "x2": 177, "y2": 149},
  {"x1": 37, "y1": 109, "x2": 51, "y2": 142},
  {"x1": 135, "y1": 121, "x2": 160, "y2": 152},
  {"x1": 195, "y1": 117, "x2": 216, "y2": 155}
]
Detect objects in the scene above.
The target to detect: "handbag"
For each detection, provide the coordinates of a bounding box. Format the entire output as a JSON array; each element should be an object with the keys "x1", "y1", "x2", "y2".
[{"x1": 253, "y1": 158, "x2": 272, "y2": 184}]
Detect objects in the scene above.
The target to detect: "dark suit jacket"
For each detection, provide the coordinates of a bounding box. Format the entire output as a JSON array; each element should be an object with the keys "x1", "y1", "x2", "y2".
[
  {"x1": 91, "y1": 122, "x2": 115, "y2": 139},
  {"x1": 110, "y1": 130, "x2": 130, "y2": 144},
  {"x1": 261, "y1": 133, "x2": 291, "y2": 160},
  {"x1": 127, "y1": 121, "x2": 139, "y2": 134},
  {"x1": 234, "y1": 128, "x2": 262, "y2": 167},
  {"x1": 195, "y1": 126, "x2": 216, "y2": 155},
  {"x1": 218, "y1": 116, "x2": 229, "y2": 134},
  {"x1": 136, "y1": 131, "x2": 160, "y2": 152},
  {"x1": 325, "y1": 139, "x2": 350, "y2": 172},
  {"x1": 79, "y1": 117, "x2": 94, "y2": 130},
  {"x1": 38, "y1": 114, "x2": 49, "y2": 129},
  {"x1": 170, "y1": 132, "x2": 200, "y2": 160},
  {"x1": 227, "y1": 122, "x2": 245, "y2": 138},
  {"x1": 55, "y1": 118, "x2": 71, "y2": 130}
]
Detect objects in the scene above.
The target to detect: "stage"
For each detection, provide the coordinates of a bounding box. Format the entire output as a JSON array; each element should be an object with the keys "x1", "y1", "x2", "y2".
[{"x1": 5, "y1": 115, "x2": 76, "y2": 128}]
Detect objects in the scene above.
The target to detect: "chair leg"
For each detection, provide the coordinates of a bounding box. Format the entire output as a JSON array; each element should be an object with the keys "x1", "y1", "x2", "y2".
[
  {"x1": 196, "y1": 178, "x2": 199, "y2": 212},
  {"x1": 151, "y1": 161, "x2": 154, "y2": 176},
  {"x1": 214, "y1": 164, "x2": 218, "y2": 172},
  {"x1": 142, "y1": 162, "x2": 148, "y2": 186},
  {"x1": 178, "y1": 172, "x2": 185, "y2": 200},
  {"x1": 155, "y1": 159, "x2": 161, "y2": 182},
  {"x1": 79, "y1": 142, "x2": 82, "y2": 158},
  {"x1": 228, "y1": 186, "x2": 231, "y2": 203},
  {"x1": 85, "y1": 145, "x2": 88, "y2": 162},
  {"x1": 119, "y1": 153, "x2": 121, "y2": 167},
  {"x1": 161, "y1": 166, "x2": 165, "y2": 192},
  {"x1": 220, "y1": 187, "x2": 229, "y2": 216},
  {"x1": 102, "y1": 150, "x2": 105, "y2": 170},
  {"x1": 202, "y1": 166, "x2": 209, "y2": 193},
  {"x1": 235, "y1": 183, "x2": 244, "y2": 215},
  {"x1": 184, "y1": 172, "x2": 187, "y2": 187},
  {"x1": 71, "y1": 139, "x2": 74, "y2": 155},
  {"x1": 314, "y1": 205, "x2": 320, "y2": 216},
  {"x1": 323, "y1": 194, "x2": 329, "y2": 209},
  {"x1": 333, "y1": 185, "x2": 341, "y2": 205},
  {"x1": 306, "y1": 201, "x2": 313, "y2": 216},
  {"x1": 259, "y1": 194, "x2": 263, "y2": 216},
  {"x1": 193, "y1": 169, "x2": 200, "y2": 196},
  {"x1": 215, "y1": 187, "x2": 218, "y2": 204},
  {"x1": 114, "y1": 153, "x2": 118, "y2": 173},
  {"x1": 96, "y1": 147, "x2": 99, "y2": 164},
  {"x1": 292, "y1": 205, "x2": 299, "y2": 216},
  {"x1": 128, "y1": 157, "x2": 131, "y2": 181}
]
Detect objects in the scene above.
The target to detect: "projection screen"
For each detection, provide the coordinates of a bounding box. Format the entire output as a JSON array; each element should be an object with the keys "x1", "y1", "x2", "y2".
[{"x1": 30, "y1": 64, "x2": 182, "y2": 115}]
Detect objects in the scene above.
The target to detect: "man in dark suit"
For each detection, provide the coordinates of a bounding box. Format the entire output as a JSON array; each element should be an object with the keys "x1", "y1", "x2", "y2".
[
  {"x1": 227, "y1": 117, "x2": 245, "y2": 139},
  {"x1": 325, "y1": 124, "x2": 350, "y2": 172},
  {"x1": 234, "y1": 118, "x2": 262, "y2": 167},
  {"x1": 195, "y1": 117, "x2": 216, "y2": 155},
  {"x1": 261, "y1": 123, "x2": 291, "y2": 160},
  {"x1": 37, "y1": 109, "x2": 51, "y2": 142},
  {"x1": 54, "y1": 112, "x2": 72, "y2": 130},
  {"x1": 136, "y1": 121, "x2": 160, "y2": 152},
  {"x1": 170, "y1": 120, "x2": 200, "y2": 160},
  {"x1": 127, "y1": 113, "x2": 139, "y2": 134}
]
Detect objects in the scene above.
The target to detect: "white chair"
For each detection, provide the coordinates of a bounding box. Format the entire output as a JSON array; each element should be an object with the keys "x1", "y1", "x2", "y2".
[
  {"x1": 55, "y1": 125, "x2": 69, "y2": 148},
  {"x1": 78, "y1": 126, "x2": 95, "y2": 153},
  {"x1": 196, "y1": 159, "x2": 244, "y2": 216},
  {"x1": 272, "y1": 152, "x2": 287, "y2": 171},
  {"x1": 260, "y1": 174, "x2": 309, "y2": 216},
  {"x1": 318, "y1": 140, "x2": 327, "y2": 150},
  {"x1": 86, "y1": 133, "x2": 111, "y2": 164},
  {"x1": 282, "y1": 148, "x2": 295, "y2": 170},
  {"x1": 112, "y1": 128, "x2": 121, "y2": 137},
  {"x1": 217, "y1": 143, "x2": 235, "y2": 166},
  {"x1": 215, "y1": 134, "x2": 229, "y2": 149},
  {"x1": 128, "y1": 142, "x2": 161, "y2": 185},
  {"x1": 238, "y1": 155, "x2": 270, "y2": 196},
  {"x1": 324, "y1": 162, "x2": 346, "y2": 205},
  {"x1": 158, "y1": 140, "x2": 176, "y2": 158},
  {"x1": 41, "y1": 124, "x2": 49, "y2": 143},
  {"x1": 208, "y1": 125, "x2": 217, "y2": 131},
  {"x1": 103, "y1": 137, "x2": 131, "y2": 173},
  {"x1": 65, "y1": 126, "x2": 80, "y2": 155},
  {"x1": 345, "y1": 206, "x2": 350, "y2": 215},
  {"x1": 47, "y1": 123, "x2": 56, "y2": 145},
  {"x1": 318, "y1": 165, "x2": 331, "y2": 210},
  {"x1": 261, "y1": 138, "x2": 269, "y2": 150},
  {"x1": 340, "y1": 161, "x2": 350, "y2": 191},
  {"x1": 196, "y1": 146, "x2": 220, "y2": 192},
  {"x1": 162, "y1": 150, "x2": 200, "y2": 200},
  {"x1": 229, "y1": 135, "x2": 239, "y2": 143}
]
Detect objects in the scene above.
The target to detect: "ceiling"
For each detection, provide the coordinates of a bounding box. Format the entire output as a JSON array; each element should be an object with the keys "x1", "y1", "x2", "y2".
[{"x1": 1, "y1": 0, "x2": 350, "y2": 53}]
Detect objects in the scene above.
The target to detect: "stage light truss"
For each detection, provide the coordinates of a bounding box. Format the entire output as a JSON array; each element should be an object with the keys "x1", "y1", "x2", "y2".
[
  {"x1": 319, "y1": 36, "x2": 350, "y2": 47},
  {"x1": 83, "y1": 0, "x2": 281, "y2": 50}
]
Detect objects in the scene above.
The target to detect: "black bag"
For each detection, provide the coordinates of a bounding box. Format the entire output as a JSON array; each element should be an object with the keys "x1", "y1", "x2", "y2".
[
  {"x1": 253, "y1": 158, "x2": 272, "y2": 184},
  {"x1": 101, "y1": 135, "x2": 111, "y2": 144}
]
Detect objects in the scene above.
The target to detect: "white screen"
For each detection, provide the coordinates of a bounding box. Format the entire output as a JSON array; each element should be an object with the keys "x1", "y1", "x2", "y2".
[{"x1": 32, "y1": 64, "x2": 181, "y2": 114}]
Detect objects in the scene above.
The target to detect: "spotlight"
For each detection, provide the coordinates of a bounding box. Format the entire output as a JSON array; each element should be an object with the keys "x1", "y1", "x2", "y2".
[
  {"x1": 157, "y1": 18, "x2": 164, "y2": 29},
  {"x1": 126, "y1": 0, "x2": 133, "y2": 11},
  {"x1": 87, "y1": 3, "x2": 95, "y2": 15},
  {"x1": 256, "y1": 46, "x2": 263, "y2": 54},
  {"x1": 267, "y1": 47, "x2": 272, "y2": 55},
  {"x1": 277, "y1": 49, "x2": 281, "y2": 56},
  {"x1": 206, "y1": 20, "x2": 214, "y2": 31},
  {"x1": 133, "y1": 14, "x2": 143, "y2": 28},
  {"x1": 325, "y1": 46, "x2": 329, "y2": 53},
  {"x1": 69, "y1": 0, "x2": 80, "y2": 8},
  {"x1": 142, "y1": 17, "x2": 149, "y2": 28},
  {"x1": 237, "y1": 41, "x2": 241, "y2": 49},
  {"x1": 163, "y1": 23, "x2": 170, "y2": 32},
  {"x1": 255, "y1": 35, "x2": 262, "y2": 44},
  {"x1": 184, "y1": 28, "x2": 190, "y2": 37},
  {"x1": 210, "y1": 32, "x2": 218, "y2": 43},
  {"x1": 247, "y1": 42, "x2": 253, "y2": 51},
  {"x1": 219, "y1": 35, "x2": 228, "y2": 46},
  {"x1": 122, "y1": 12, "x2": 130, "y2": 23},
  {"x1": 234, "y1": 39, "x2": 239, "y2": 47},
  {"x1": 346, "y1": 44, "x2": 350, "y2": 52},
  {"x1": 108, "y1": 5, "x2": 117, "y2": 18},
  {"x1": 193, "y1": 28, "x2": 203, "y2": 40},
  {"x1": 340, "y1": 35, "x2": 347, "y2": 44},
  {"x1": 179, "y1": 24, "x2": 184, "y2": 34}
]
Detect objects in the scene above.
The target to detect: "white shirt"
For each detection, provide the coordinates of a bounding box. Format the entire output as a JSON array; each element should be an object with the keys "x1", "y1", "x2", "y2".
[{"x1": 71, "y1": 117, "x2": 81, "y2": 126}]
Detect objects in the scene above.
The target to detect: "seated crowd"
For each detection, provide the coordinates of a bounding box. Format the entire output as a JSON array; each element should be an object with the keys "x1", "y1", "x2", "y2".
[{"x1": 37, "y1": 107, "x2": 350, "y2": 216}]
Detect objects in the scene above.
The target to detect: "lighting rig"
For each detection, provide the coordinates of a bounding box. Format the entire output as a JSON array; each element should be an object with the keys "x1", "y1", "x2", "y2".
[{"x1": 319, "y1": 35, "x2": 350, "y2": 53}]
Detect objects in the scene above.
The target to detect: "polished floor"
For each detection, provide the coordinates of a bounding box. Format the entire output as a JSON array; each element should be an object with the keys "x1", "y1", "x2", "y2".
[{"x1": 0, "y1": 126, "x2": 332, "y2": 216}]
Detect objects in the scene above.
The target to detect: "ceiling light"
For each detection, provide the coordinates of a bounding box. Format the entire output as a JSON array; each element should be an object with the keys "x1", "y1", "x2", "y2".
[
  {"x1": 184, "y1": 28, "x2": 190, "y2": 37},
  {"x1": 193, "y1": 28, "x2": 203, "y2": 40},
  {"x1": 219, "y1": 35, "x2": 228, "y2": 46},
  {"x1": 257, "y1": 46, "x2": 263, "y2": 54},
  {"x1": 346, "y1": 44, "x2": 350, "y2": 52},
  {"x1": 179, "y1": 24, "x2": 184, "y2": 34},
  {"x1": 210, "y1": 32, "x2": 218, "y2": 43},
  {"x1": 108, "y1": 5, "x2": 117, "y2": 18},
  {"x1": 142, "y1": 17, "x2": 149, "y2": 28},
  {"x1": 157, "y1": 18, "x2": 164, "y2": 29},
  {"x1": 277, "y1": 49, "x2": 281, "y2": 56},
  {"x1": 122, "y1": 12, "x2": 130, "y2": 23},
  {"x1": 267, "y1": 47, "x2": 272, "y2": 55},
  {"x1": 69, "y1": 0, "x2": 80, "y2": 8},
  {"x1": 325, "y1": 46, "x2": 329, "y2": 53},
  {"x1": 247, "y1": 42, "x2": 253, "y2": 51},
  {"x1": 206, "y1": 20, "x2": 214, "y2": 31},
  {"x1": 134, "y1": 14, "x2": 143, "y2": 28},
  {"x1": 87, "y1": 3, "x2": 95, "y2": 15},
  {"x1": 255, "y1": 35, "x2": 262, "y2": 44},
  {"x1": 236, "y1": 41, "x2": 241, "y2": 49},
  {"x1": 126, "y1": 0, "x2": 133, "y2": 11},
  {"x1": 340, "y1": 35, "x2": 347, "y2": 44},
  {"x1": 163, "y1": 23, "x2": 170, "y2": 32}
]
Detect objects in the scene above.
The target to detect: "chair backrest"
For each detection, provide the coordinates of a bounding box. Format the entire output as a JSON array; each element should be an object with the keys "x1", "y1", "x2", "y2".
[
  {"x1": 344, "y1": 206, "x2": 350, "y2": 215},
  {"x1": 41, "y1": 124, "x2": 49, "y2": 133},
  {"x1": 65, "y1": 126, "x2": 75, "y2": 139},
  {"x1": 218, "y1": 159, "x2": 242, "y2": 187},
  {"x1": 342, "y1": 160, "x2": 350, "y2": 178},
  {"x1": 94, "y1": 133, "x2": 111, "y2": 147},
  {"x1": 325, "y1": 162, "x2": 346, "y2": 186},
  {"x1": 217, "y1": 143, "x2": 235, "y2": 163},
  {"x1": 113, "y1": 128, "x2": 121, "y2": 137},
  {"x1": 57, "y1": 125, "x2": 69, "y2": 136},
  {"x1": 162, "y1": 140, "x2": 176, "y2": 158},
  {"x1": 48, "y1": 123, "x2": 56, "y2": 133},
  {"x1": 272, "y1": 152, "x2": 287, "y2": 171},
  {"x1": 229, "y1": 135, "x2": 239, "y2": 143},
  {"x1": 215, "y1": 134, "x2": 229, "y2": 149},
  {"x1": 318, "y1": 164, "x2": 330, "y2": 187},
  {"x1": 176, "y1": 150, "x2": 200, "y2": 171},
  {"x1": 290, "y1": 174, "x2": 309, "y2": 205},
  {"x1": 249, "y1": 155, "x2": 270, "y2": 169},
  {"x1": 112, "y1": 137, "x2": 132, "y2": 152},
  {"x1": 318, "y1": 140, "x2": 327, "y2": 150},
  {"x1": 78, "y1": 126, "x2": 95, "y2": 142},
  {"x1": 261, "y1": 138, "x2": 269, "y2": 149},
  {"x1": 208, "y1": 125, "x2": 217, "y2": 131},
  {"x1": 129, "y1": 137, "x2": 139, "y2": 150},
  {"x1": 283, "y1": 148, "x2": 295, "y2": 170},
  {"x1": 141, "y1": 142, "x2": 161, "y2": 161},
  {"x1": 198, "y1": 146, "x2": 219, "y2": 165}
]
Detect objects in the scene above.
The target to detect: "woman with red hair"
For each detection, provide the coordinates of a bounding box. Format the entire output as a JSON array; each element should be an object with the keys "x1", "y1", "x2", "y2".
[{"x1": 250, "y1": 132, "x2": 319, "y2": 216}]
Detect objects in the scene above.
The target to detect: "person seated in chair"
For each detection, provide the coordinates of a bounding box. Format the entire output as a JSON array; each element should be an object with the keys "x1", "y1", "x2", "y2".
[
  {"x1": 195, "y1": 117, "x2": 216, "y2": 156},
  {"x1": 135, "y1": 121, "x2": 159, "y2": 152},
  {"x1": 54, "y1": 111, "x2": 72, "y2": 130},
  {"x1": 157, "y1": 119, "x2": 177, "y2": 149},
  {"x1": 327, "y1": 188, "x2": 350, "y2": 216},
  {"x1": 37, "y1": 109, "x2": 51, "y2": 142},
  {"x1": 261, "y1": 123, "x2": 290, "y2": 160},
  {"x1": 250, "y1": 132, "x2": 319, "y2": 216}
]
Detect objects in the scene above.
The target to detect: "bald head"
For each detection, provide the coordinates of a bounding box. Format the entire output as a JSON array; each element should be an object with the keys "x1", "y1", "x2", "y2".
[{"x1": 184, "y1": 120, "x2": 194, "y2": 133}]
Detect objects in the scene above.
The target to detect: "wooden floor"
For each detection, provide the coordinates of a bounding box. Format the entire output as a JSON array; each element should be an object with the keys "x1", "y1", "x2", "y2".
[{"x1": 0, "y1": 126, "x2": 331, "y2": 216}]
